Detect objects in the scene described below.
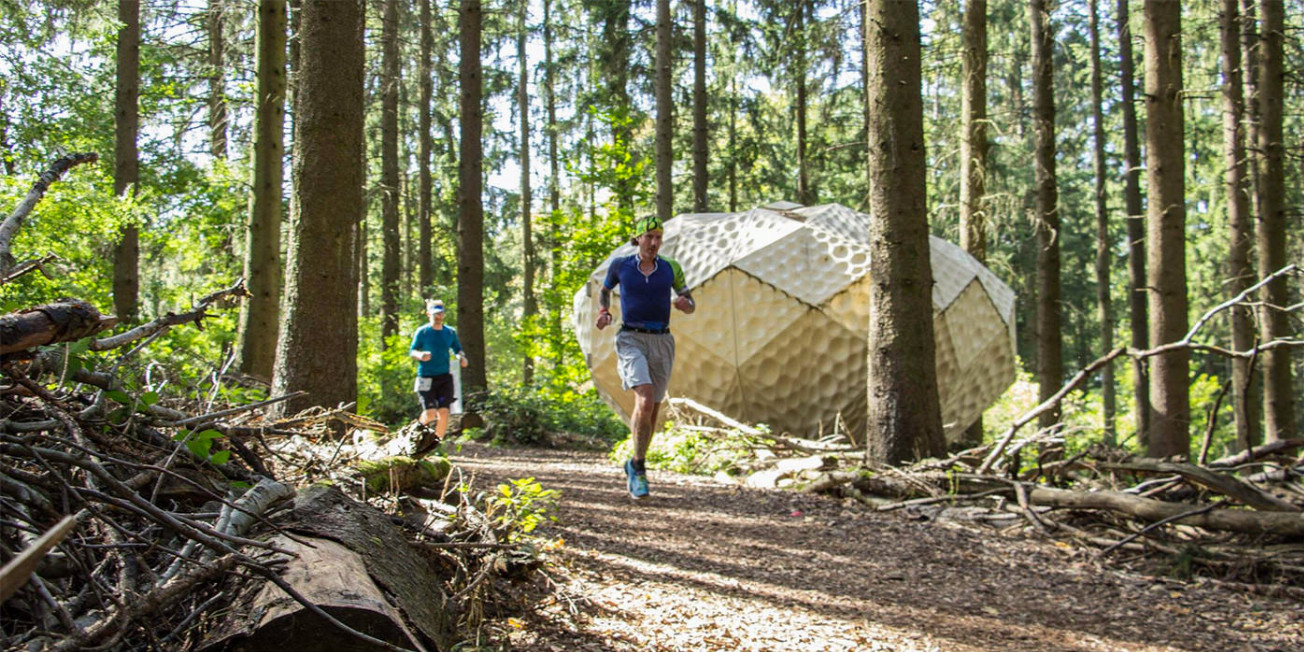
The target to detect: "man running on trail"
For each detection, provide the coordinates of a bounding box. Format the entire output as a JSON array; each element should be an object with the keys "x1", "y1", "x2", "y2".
[
  {"x1": 410, "y1": 299, "x2": 468, "y2": 447},
  {"x1": 595, "y1": 215, "x2": 696, "y2": 499}
]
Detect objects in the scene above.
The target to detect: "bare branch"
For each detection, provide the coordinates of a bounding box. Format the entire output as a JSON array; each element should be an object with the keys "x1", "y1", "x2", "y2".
[{"x1": 0, "y1": 153, "x2": 99, "y2": 278}]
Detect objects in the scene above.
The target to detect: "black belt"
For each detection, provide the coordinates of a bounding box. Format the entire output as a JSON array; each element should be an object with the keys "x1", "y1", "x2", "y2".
[{"x1": 622, "y1": 324, "x2": 670, "y2": 334}]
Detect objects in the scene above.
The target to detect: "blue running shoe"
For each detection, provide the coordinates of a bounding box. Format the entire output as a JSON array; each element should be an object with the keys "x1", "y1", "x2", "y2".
[{"x1": 624, "y1": 459, "x2": 650, "y2": 499}]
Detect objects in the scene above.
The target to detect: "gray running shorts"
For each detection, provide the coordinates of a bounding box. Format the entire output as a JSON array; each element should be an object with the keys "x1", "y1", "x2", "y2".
[{"x1": 615, "y1": 330, "x2": 676, "y2": 402}]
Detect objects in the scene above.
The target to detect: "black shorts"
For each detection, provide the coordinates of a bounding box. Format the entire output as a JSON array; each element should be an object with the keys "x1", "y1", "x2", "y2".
[{"x1": 415, "y1": 373, "x2": 455, "y2": 410}]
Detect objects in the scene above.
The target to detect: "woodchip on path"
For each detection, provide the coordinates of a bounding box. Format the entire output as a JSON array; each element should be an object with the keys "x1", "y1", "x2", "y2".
[{"x1": 452, "y1": 442, "x2": 1303, "y2": 652}]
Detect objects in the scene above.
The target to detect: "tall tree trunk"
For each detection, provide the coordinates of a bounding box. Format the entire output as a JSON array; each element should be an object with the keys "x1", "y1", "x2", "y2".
[
  {"x1": 380, "y1": 0, "x2": 401, "y2": 345},
  {"x1": 544, "y1": 0, "x2": 562, "y2": 369},
  {"x1": 1144, "y1": 0, "x2": 1190, "y2": 458},
  {"x1": 959, "y1": 0, "x2": 988, "y2": 446},
  {"x1": 1118, "y1": 0, "x2": 1149, "y2": 446},
  {"x1": 458, "y1": 0, "x2": 486, "y2": 395},
  {"x1": 113, "y1": 0, "x2": 140, "y2": 324},
  {"x1": 654, "y1": 0, "x2": 673, "y2": 221},
  {"x1": 860, "y1": 0, "x2": 870, "y2": 211},
  {"x1": 357, "y1": 216, "x2": 369, "y2": 317},
  {"x1": 1222, "y1": 0, "x2": 1259, "y2": 451},
  {"x1": 692, "y1": 0, "x2": 708, "y2": 212},
  {"x1": 728, "y1": 72, "x2": 738, "y2": 212},
  {"x1": 864, "y1": 0, "x2": 945, "y2": 465},
  {"x1": 208, "y1": 0, "x2": 228, "y2": 159},
  {"x1": 519, "y1": 0, "x2": 536, "y2": 385},
  {"x1": 271, "y1": 0, "x2": 363, "y2": 418},
  {"x1": 1240, "y1": 0, "x2": 1262, "y2": 220},
  {"x1": 1090, "y1": 0, "x2": 1115, "y2": 445},
  {"x1": 795, "y1": 2, "x2": 810, "y2": 206},
  {"x1": 418, "y1": 0, "x2": 433, "y2": 295},
  {"x1": 1031, "y1": 0, "x2": 1062, "y2": 433},
  {"x1": 598, "y1": 0, "x2": 632, "y2": 211},
  {"x1": 238, "y1": 0, "x2": 287, "y2": 381},
  {"x1": 1255, "y1": 0, "x2": 1294, "y2": 441}
]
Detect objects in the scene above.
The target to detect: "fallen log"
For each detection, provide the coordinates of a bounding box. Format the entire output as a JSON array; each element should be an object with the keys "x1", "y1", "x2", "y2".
[
  {"x1": 1026, "y1": 486, "x2": 1304, "y2": 539},
  {"x1": 206, "y1": 485, "x2": 454, "y2": 651},
  {"x1": 1103, "y1": 460, "x2": 1300, "y2": 512},
  {"x1": 205, "y1": 535, "x2": 425, "y2": 652},
  {"x1": 1208, "y1": 439, "x2": 1304, "y2": 469},
  {"x1": 0, "y1": 299, "x2": 117, "y2": 356}
]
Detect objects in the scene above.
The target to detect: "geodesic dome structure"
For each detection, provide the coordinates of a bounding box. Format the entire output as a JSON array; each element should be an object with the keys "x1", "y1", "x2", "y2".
[{"x1": 572, "y1": 203, "x2": 1017, "y2": 443}]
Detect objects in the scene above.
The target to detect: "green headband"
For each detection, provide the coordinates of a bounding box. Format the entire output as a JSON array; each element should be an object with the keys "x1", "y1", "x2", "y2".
[{"x1": 634, "y1": 216, "x2": 663, "y2": 235}]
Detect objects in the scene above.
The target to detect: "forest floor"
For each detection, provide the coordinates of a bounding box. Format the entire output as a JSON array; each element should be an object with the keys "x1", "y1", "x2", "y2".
[{"x1": 451, "y1": 441, "x2": 1303, "y2": 652}]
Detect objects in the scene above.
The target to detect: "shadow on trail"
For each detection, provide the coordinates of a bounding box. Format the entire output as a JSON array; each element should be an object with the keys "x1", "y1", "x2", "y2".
[{"x1": 455, "y1": 443, "x2": 1298, "y2": 652}]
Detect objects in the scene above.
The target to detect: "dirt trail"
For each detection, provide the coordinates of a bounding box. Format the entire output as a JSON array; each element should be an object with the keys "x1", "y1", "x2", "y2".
[{"x1": 453, "y1": 442, "x2": 1302, "y2": 652}]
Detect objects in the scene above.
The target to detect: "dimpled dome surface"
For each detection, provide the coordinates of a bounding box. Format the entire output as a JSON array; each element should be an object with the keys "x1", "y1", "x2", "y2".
[{"x1": 572, "y1": 203, "x2": 1017, "y2": 443}]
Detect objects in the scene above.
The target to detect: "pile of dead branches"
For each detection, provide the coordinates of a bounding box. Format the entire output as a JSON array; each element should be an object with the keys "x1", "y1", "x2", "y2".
[
  {"x1": 1, "y1": 312, "x2": 552, "y2": 651},
  {"x1": 1, "y1": 155, "x2": 549, "y2": 651}
]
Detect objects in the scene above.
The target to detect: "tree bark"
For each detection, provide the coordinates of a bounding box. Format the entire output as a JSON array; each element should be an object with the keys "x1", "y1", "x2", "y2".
[
  {"x1": 1255, "y1": 0, "x2": 1294, "y2": 441},
  {"x1": 795, "y1": 2, "x2": 811, "y2": 206},
  {"x1": 1118, "y1": 0, "x2": 1149, "y2": 446},
  {"x1": 271, "y1": 0, "x2": 363, "y2": 418},
  {"x1": 113, "y1": 0, "x2": 141, "y2": 324},
  {"x1": 864, "y1": 0, "x2": 946, "y2": 465},
  {"x1": 1144, "y1": 0, "x2": 1190, "y2": 457},
  {"x1": 1031, "y1": 0, "x2": 1062, "y2": 433},
  {"x1": 1221, "y1": 0, "x2": 1259, "y2": 451},
  {"x1": 519, "y1": 0, "x2": 535, "y2": 385},
  {"x1": 692, "y1": 0, "x2": 708, "y2": 212},
  {"x1": 418, "y1": 0, "x2": 434, "y2": 295},
  {"x1": 238, "y1": 0, "x2": 287, "y2": 381},
  {"x1": 959, "y1": 0, "x2": 988, "y2": 446},
  {"x1": 654, "y1": 0, "x2": 673, "y2": 221},
  {"x1": 207, "y1": 0, "x2": 228, "y2": 159},
  {"x1": 1090, "y1": 0, "x2": 1115, "y2": 445},
  {"x1": 380, "y1": 0, "x2": 401, "y2": 346},
  {"x1": 458, "y1": 0, "x2": 486, "y2": 395},
  {"x1": 543, "y1": 0, "x2": 562, "y2": 369}
]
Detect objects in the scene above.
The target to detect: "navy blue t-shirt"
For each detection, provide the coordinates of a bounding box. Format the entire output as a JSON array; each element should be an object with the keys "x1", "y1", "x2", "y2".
[
  {"x1": 410, "y1": 325, "x2": 462, "y2": 376},
  {"x1": 603, "y1": 255, "x2": 688, "y2": 330}
]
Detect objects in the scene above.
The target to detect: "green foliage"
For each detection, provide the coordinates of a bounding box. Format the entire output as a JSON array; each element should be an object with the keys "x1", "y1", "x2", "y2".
[
  {"x1": 358, "y1": 314, "x2": 426, "y2": 426},
  {"x1": 609, "y1": 422, "x2": 764, "y2": 476},
  {"x1": 469, "y1": 386, "x2": 625, "y2": 446},
  {"x1": 486, "y1": 477, "x2": 559, "y2": 541},
  {"x1": 172, "y1": 429, "x2": 230, "y2": 466}
]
